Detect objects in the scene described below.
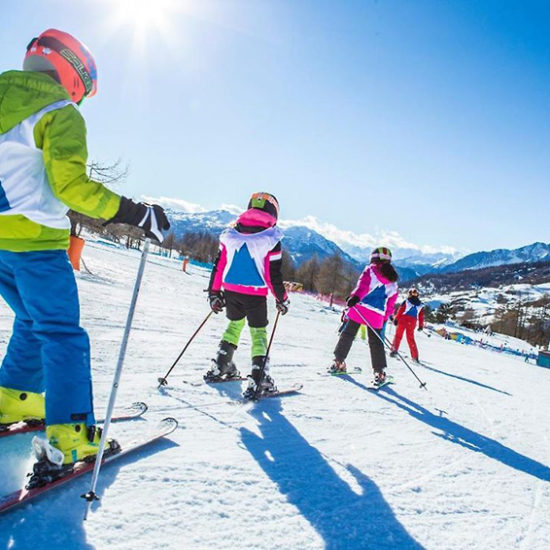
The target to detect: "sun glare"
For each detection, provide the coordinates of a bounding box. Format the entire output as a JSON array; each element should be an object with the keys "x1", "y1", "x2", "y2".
[
  {"x1": 112, "y1": 0, "x2": 175, "y2": 31},
  {"x1": 105, "y1": 0, "x2": 187, "y2": 53}
]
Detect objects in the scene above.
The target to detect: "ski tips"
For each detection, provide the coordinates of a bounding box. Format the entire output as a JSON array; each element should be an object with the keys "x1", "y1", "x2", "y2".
[
  {"x1": 160, "y1": 417, "x2": 179, "y2": 434},
  {"x1": 131, "y1": 401, "x2": 148, "y2": 413}
]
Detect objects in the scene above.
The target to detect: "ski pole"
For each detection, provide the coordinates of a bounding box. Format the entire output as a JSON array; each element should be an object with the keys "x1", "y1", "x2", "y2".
[
  {"x1": 349, "y1": 306, "x2": 427, "y2": 390},
  {"x1": 157, "y1": 310, "x2": 214, "y2": 388},
  {"x1": 252, "y1": 311, "x2": 281, "y2": 401},
  {"x1": 381, "y1": 326, "x2": 396, "y2": 349},
  {"x1": 367, "y1": 316, "x2": 396, "y2": 351},
  {"x1": 82, "y1": 239, "x2": 150, "y2": 519}
]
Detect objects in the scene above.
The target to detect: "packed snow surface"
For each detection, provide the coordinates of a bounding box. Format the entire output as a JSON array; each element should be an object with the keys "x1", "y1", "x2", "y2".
[{"x1": 1, "y1": 242, "x2": 549, "y2": 549}]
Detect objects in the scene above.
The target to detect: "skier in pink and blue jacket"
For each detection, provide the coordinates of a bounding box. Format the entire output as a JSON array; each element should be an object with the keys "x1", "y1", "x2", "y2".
[
  {"x1": 205, "y1": 192, "x2": 289, "y2": 397},
  {"x1": 330, "y1": 247, "x2": 399, "y2": 385}
]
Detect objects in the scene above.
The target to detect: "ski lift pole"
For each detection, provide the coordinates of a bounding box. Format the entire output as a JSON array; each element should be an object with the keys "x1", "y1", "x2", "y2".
[
  {"x1": 252, "y1": 311, "x2": 281, "y2": 400},
  {"x1": 157, "y1": 310, "x2": 214, "y2": 388},
  {"x1": 82, "y1": 239, "x2": 151, "y2": 519},
  {"x1": 349, "y1": 306, "x2": 427, "y2": 390}
]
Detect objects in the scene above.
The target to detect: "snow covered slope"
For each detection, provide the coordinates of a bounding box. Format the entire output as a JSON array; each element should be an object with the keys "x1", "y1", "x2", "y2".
[{"x1": 1, "y1": 242, "x2": 549, "y2": 549}]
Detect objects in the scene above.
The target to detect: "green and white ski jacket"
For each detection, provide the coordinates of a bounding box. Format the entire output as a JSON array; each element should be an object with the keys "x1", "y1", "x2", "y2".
[{"x1": 0, "y1": 70, "x2": 121, "y2": 252}]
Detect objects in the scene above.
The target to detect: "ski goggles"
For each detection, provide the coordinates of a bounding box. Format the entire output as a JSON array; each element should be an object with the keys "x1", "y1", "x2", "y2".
[{"x1": 249, "y1": 192, "x2": 280, "y2": 217}]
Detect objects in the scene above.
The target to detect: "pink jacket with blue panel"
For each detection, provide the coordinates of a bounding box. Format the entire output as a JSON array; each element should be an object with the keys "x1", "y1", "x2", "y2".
[
  {"x1": 346, "y1": 263, "x2": 399, "y2": 329},
  {"x1": 208, "y1": 209, "x2": 288, "y2": 302}
]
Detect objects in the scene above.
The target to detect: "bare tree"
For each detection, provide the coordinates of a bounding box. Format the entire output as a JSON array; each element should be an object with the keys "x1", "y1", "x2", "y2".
[
  {"x1": 296, "y1": 255, "x2": 320, "y2": 292},
  {"x1": 178, "y1": 232, "x2": 219, "y2": 264},
  {"x1": 69, "y1": 159, "x2": 129, "y2": 238},
  {"x1": 88, "y1": 159, "x2": 129, "y2": 185},
  {"x1": 162, "y1": 231, "x2": 177, "y2": 258},
  {"x1": 281, "y1": 249, "x2": 296, "y2": 282},
  {"x1": 314, "y1": 253, "x2": 349, "y2": 304}
]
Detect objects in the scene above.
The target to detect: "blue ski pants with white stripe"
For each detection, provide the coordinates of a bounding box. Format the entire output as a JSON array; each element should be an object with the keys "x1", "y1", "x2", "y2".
[{"x1": 0, "y1": 250, "x2": 95, "y2": 425}]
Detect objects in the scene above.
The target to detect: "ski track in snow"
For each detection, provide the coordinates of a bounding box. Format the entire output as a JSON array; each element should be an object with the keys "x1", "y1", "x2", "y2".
[{"x1": 0, "y1": 241, "x2": 549, "y2": 549}]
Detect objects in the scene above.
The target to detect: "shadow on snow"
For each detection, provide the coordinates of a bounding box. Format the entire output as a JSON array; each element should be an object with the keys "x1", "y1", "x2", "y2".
[
  {"x1": 342, "y1": 376, "x2": 550, "y2": 483},
  {"x1": 419, "y1": 362, "x2": 512, "y2": 396},
  {"x1": 0, "y1": 437, "x2": 178, "y2": 550},
  {"x1": 240, "y1": 399, "x2": 423, "y2": 550}
]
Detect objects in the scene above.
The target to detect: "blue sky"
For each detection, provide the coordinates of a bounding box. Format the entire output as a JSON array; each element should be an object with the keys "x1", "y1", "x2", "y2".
[{"x1": 1, "y1": 0, "x2": 549, "y2": 254}]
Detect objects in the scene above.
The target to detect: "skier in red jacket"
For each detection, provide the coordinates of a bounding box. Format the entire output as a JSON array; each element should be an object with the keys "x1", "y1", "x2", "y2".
[{"x1": 390, "y1": 288, "x2": 424, "y2": 363}]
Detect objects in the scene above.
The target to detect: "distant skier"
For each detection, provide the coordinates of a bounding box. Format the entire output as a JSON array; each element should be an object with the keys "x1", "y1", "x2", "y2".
[
  {"x1": 205, "y1": 192, "x2": 289, "y2": 397},
  {"x1": 330, "y1": 247, "x2": 399, "y2": 385},
  {"x1": 0, "y1": 29, "x2": 169, "y2": 471},
  {"x1": 390, "y1": 288, "x2": 425, "y2": 363}
]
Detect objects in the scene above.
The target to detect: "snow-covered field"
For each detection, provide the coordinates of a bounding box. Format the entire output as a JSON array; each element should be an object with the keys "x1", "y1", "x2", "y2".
[
  {"x1": 426, "y1": 283, "x2": 550, "y2": 328},
  {"x1": 1, "y1": 242, "x2": 550, "y2": 550},
  {"x1": 427, "y1": 322, "x2": 539, "y2": 355}
]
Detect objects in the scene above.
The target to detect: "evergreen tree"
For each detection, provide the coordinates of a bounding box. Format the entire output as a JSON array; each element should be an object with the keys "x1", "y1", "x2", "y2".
[{"x1": 435, "y1": 303, "x2": 453, "y2": 323}]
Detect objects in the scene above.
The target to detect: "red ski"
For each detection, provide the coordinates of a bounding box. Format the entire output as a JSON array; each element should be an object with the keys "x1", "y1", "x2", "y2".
[{"x1": 0, "y1": 417, "x2": 177, "y2": 515}]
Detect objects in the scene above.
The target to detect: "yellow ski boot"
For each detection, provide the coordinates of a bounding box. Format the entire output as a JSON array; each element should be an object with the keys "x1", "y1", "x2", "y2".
[
  {"x1": 45, "y1": 423, "x2": 117, "y2": 465},
  {"x1": 0, "y1": 386, "x2": 45, "y2": 425}
]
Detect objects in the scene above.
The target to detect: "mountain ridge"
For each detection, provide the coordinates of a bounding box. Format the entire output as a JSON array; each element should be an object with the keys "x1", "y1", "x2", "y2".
[{"x1": 153, "y1": 198, "x2": 547, "y2": 280}]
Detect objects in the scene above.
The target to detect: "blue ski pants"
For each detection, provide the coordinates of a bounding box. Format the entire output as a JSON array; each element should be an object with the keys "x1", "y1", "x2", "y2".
[{"x1": 0, "y1": 250, "x2": 95, "y2": 425}]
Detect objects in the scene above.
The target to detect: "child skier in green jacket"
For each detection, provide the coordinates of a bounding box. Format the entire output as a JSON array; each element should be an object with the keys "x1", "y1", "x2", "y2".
[{"x1": 0, "y1": 29, "x2": 169, "y2": 472}]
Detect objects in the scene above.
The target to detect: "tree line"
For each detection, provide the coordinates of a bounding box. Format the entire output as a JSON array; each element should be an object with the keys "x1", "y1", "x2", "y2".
[{"x1": 282, "y1": 251, "x2": 360, "y2": 302}]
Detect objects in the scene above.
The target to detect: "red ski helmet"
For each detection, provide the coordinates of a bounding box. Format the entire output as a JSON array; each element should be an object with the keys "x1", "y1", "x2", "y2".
[
  {"x1": 370, "y1": 246, "x2": 392, "y2": 263},
  {"x1": 24, "y1": 29, "x2": 97, "y2": 104},
  {"x1": 248, "y1": 192, "x2": 280, "y2": 220}
]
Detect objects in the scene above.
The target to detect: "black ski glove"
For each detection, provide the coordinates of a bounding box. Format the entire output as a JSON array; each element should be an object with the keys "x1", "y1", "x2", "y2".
[
  {"x1": 276, "y1": 298, "x2": 290, "y2": 316},
  {"x1": 106, "y1": 197, "x2": 170, "y2": 243},
  {"x1": 209, "y1": 291, "x2": 225, "y2": 314},
  {"x1": 418, "y1": 326, "x2": 423, "y2": 332},
  {"x1": 346, "y1": 295, "x2": 360, "y2": 308}
]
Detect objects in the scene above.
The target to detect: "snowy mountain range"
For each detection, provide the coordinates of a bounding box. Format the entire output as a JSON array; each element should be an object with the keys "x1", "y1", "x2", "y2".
[
  {"x1": 439, "y1": 242, "x2": 550, "y2": 273},
  {"x1": 145, "y1": 196, "x2": 548, "y2": 280},
  {"x1": 149, "y1": 198, "x2": 364, "y2": 268}
]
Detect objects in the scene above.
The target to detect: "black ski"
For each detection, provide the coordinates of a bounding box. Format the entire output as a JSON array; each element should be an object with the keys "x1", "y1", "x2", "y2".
[{"x1": 243, "y1": 383, "x2": 303, "y2": 402}]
